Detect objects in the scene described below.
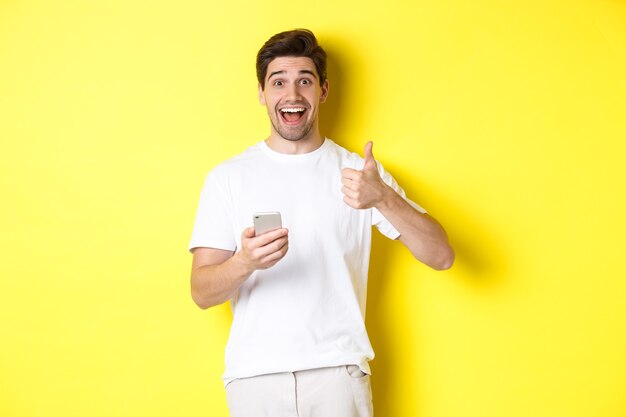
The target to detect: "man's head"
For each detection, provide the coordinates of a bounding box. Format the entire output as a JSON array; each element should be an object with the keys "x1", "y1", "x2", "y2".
[
  {"x1": 257, "y1": 29, "x2": 329, "y2": 144},
  {"x1": 256, "y1": 29, "x2": 327, "y2": 90}
]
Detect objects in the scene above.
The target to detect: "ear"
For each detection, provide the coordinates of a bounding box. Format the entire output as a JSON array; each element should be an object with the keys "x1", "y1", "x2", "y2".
[
  {"x1": 258, "y1": 83, "x2": 266, "y2": 106},
  {"x1": 319, "y1": 79, "x2": 329, "y2": 103}
]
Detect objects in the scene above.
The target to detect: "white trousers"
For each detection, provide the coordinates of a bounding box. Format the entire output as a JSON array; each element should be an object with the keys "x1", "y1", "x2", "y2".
[{"x1": 225, "y1": 365, "x2": 373, "y2": 417}]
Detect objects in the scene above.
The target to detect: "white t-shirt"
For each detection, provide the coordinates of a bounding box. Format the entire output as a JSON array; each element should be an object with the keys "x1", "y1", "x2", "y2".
[{"x1": 189, "y1": 138, "x2": 425, "y2": 385}]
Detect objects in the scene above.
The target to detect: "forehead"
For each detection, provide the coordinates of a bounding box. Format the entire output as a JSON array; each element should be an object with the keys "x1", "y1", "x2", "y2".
[{"x1": 266, "y1": 56, "x2": 318, "y2": 79}]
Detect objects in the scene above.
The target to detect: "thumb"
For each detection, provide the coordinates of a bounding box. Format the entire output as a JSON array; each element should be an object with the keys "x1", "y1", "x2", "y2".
[
  {"x1": 363, "y1": 141, "x2": 376, "y2": 170},
  {"x1": 241, "y1": 227, "x2": 256, "y2": 238}
]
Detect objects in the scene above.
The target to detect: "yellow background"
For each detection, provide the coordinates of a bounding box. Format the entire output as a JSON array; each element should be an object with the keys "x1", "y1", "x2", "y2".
[{"x1": 1, "y1": 0, "x2": 625, "y2": 416}]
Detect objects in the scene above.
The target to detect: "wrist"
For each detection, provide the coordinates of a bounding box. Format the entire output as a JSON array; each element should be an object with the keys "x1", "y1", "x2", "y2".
[
  {"x1": 376, "y1": 183, "x2": 397, "y2": 211},
  {"x1": 230, "y1": 251, "x2": 256, "y2": 279}
]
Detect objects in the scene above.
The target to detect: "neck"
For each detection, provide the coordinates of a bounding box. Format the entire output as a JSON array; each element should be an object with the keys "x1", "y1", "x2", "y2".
[{"x1": 265, "y1": 129, "x2": 325, "y2": 155}]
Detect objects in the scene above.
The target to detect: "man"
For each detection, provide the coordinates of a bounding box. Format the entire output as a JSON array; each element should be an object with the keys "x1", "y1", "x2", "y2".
[{"x1": 189, "y1": 29, "x2": 454, "y2": 417}]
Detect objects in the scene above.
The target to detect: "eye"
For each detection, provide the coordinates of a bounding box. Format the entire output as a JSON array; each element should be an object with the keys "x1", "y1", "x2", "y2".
[
  {"x1": 300, "y1": 79, "x2": 311, "y2": 85},
  {"x1": 273, "y1": 80, "x2": 283, "y2": 86}
]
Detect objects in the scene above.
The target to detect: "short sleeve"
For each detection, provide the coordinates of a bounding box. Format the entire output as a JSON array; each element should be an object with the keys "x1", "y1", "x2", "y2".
[
  {"x1": 188, "y1": 171, "x2": 237, "y2": 252},
  {"x1": 372, "y1": 161, "x2": 427, "y2": 240}
]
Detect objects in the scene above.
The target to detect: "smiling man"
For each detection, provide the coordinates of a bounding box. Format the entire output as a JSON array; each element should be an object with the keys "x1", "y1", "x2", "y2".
[{"x1": 189, "y1": 29, "x2": 454, "y2": 417}]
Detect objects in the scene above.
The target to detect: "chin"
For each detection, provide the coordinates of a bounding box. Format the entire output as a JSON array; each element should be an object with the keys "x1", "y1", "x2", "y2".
[{"x1": 275, "y1": 124, "x2": 313, "y2": 142}]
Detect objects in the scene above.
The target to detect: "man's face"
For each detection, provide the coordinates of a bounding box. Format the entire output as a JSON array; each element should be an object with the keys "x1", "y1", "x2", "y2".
[{"x1": 258, "y1": 56, "x2": 329, "y2": 142}]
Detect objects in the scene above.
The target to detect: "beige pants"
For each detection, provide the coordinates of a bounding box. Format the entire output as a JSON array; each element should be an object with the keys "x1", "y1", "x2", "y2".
[{"x1": 225, "y1": 365, "x2": 373, "y2": 417}]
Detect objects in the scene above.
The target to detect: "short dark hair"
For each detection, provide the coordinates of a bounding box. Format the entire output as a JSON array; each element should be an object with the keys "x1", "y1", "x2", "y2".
[{"x1": 256, "y1": 29, "x2": 327, "y2": 90}]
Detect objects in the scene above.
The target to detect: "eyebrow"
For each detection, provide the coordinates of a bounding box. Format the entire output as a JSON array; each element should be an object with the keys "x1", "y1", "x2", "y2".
[{"x1": 267, "y1": 69, "x2": 318, "y2": 81}]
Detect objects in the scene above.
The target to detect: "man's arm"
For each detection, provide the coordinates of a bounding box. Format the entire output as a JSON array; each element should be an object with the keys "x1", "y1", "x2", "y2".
[
  {"x1": 341, "y1": 142, "x2": 454, "y2": 270},
  {"x1": 190, "y1": 227, "x2": 289, "y2": 309},
  {"x1": 376, "y1": 189, "x2": 454, "y2": 270}
]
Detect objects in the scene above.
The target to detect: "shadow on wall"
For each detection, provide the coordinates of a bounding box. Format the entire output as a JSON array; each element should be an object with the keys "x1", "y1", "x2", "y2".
[
  {"x1": 366, "y1": 232, "x2": 410, "y2": 415},
  {"x1": 365, "y1": 178, "x2": 509, "y2": 415},
  {"x1": 318, "y1": 43, "x2": 344, "y2": 144},
  {"x1": 392, "y1": 170, "x2": 510, "y2": 289}
]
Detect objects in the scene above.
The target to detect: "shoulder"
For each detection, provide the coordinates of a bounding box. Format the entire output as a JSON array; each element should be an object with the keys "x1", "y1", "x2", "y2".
[
  {"x1": 325, "y1": 139, "x2": 366, "y2": 170},
  {"x1": 206, "y1": 142, "x2": 265, "y2": 180}
]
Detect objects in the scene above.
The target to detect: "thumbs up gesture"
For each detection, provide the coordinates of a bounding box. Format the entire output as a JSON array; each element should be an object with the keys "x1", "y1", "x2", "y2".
[{"x1": 341, "y1": 141, "x2": 390, "y2": 209}]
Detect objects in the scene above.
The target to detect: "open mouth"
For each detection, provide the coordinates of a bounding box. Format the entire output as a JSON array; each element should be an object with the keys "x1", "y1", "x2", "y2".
[{"x1": 279, "y1": 107, "x2": 306, "y2": 125}]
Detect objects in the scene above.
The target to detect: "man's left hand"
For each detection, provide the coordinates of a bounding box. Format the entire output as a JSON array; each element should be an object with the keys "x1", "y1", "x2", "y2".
[{"x1": 341, "y1": 141, "x2": 390, "y2": 209}]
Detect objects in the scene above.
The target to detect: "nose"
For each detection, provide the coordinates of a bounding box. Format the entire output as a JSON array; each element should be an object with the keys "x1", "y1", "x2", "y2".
[{"x1": 285, "y1": 82, "x2": 302, "y2": 102}]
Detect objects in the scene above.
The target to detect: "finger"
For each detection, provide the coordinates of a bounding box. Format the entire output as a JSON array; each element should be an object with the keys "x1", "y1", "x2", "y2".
[
  {"x1": 341, "y1": 177, "x2": 358, "y2": 189},
  {"x1": 257, "y1": 238, "x2": 289, "y2": 265},
  {"x1": 341, "y1": 167, "x2": 361, "y2": 181},
  {"x1": 363, "y1": 141, "x2": 377, "y2": 171},
  {"x1": 253, "y1": 236, "x2": 288, "y2": 258},
  {"x1": 262, "y1": 240, "x2": 289, "y2": 263},
  {"x1": 266, "y1": 236, "x2": 288, "y2": 253},
  {"x1": 249, "y1": 228, "x2": 288, "y2": 248},
  {"x1": 342, "y1": 195, "x2": 358, "y2": 209},
  {"x1": 260, "y1": 228, "x2": 288, "y2": 243},
  {"x1": 341, "y1": 186, "x2": 359, "y2": 199},
  {"x1": 261, "y1": 245, "x2": 288, "y2": 267}
]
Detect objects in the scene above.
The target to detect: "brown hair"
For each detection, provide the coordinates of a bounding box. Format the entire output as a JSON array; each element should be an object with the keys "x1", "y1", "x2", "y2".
[{"x1": 256, "y1": 29, "x2": 327, "y2": 90}]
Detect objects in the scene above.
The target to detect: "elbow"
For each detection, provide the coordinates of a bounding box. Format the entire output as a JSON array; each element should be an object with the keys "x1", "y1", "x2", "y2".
[
  {"x1": 191, "y1": 285, "x2": 230, "y2": 309},
  {"x1": 190, "y1": 272, "x2": 221, "y2": 309},
  {"x1": 196, "y1": 302, "x2": 212, "y2": 310},
  {"x1": 427, "y1": 245, "x2": 455, "y2": 271},
  {"x1": 433, "y1": 253, "x2": 454, "y2": 271},
  {"x1": 191, "y1": 291, "x2": 211, "y2": 310},
  {"x1": 190, "y1": 286, "x2": 219, "y2": 310}
]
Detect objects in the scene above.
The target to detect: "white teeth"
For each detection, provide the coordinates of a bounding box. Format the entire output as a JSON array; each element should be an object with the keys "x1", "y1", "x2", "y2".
[{"x1": 280, "y1": 108, "x2": 305, "y2": 113}]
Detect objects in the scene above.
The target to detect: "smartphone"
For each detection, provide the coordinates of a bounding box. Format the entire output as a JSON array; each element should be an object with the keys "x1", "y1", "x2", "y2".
[{"x1": 253, "y1": 212, "x2": 282, "y2": 236}]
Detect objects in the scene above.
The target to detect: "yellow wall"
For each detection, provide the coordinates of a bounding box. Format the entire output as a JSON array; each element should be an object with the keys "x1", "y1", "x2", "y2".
[{"x1": 1, "y1": 0, "x2": 625, "y2": 416}]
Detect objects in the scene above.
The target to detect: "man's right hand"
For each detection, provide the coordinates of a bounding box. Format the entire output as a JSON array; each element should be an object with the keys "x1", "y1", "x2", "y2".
[
  {"x1": 236, "y1": 227, "x2": 289, "y2": 272},
  {"x1": 190, "y1": 227, "x2": 289, "y2": 309}
]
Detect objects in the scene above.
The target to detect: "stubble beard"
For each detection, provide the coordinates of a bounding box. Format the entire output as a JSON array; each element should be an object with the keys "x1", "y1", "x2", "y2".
[{"x1": 271, "y1": 118, "x2": 314, "y2": 142}]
